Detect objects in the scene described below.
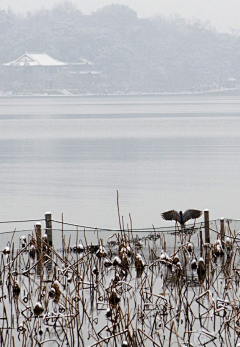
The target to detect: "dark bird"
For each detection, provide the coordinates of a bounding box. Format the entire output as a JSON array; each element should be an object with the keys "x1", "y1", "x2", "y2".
[{"x1": 161, "y1": 209, "x2": 202, "y2": 227}]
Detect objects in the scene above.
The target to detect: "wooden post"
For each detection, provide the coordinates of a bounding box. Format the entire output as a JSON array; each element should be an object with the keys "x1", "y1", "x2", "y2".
[
  {"x1": 35, "y1": 222, "x2": 42, "y2": 275},
  {"x1": 45, "y1": 212, "x2": 52, "y2": 247},
  {"x1": 204, "y1": 209, "x2": 210, "y2": 244},
  {"x1": 36, "y1": 222, "x2": 42, "y2": 252},
  {"x1": 220, "y1": 218, "x2": 225, "y2": 245},
  {"x1": 204, "y1": 210, "x2": 210, "y2": 289},
  {"x1": 199, "y1": 228, "x2": 203, "y2": 257}
]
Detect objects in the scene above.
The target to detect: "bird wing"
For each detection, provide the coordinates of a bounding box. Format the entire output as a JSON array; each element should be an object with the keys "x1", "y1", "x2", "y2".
[
  {"x1": 182, "y1": 209, "x2": 202, "y2": 223},
  {"x1": 161, "y1": 210, "x2": 181, "y2": 223}
]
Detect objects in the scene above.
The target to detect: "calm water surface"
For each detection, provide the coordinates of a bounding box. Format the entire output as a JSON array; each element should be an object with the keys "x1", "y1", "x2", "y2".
[{"x1": 0, "y1": 95, "x2": 240, "y2": 237}]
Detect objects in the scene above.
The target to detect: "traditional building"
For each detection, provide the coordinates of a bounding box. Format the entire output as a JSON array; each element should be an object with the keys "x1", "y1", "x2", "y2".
[
  {"x1": 223, "y1": 77, "x2": 239, "y2": 89},
  {"x1": 3, "y1": 52, "x2": 102, "y2": 92},
  {"x1": 3, "y1": 52, "x2": 67, "y2": 90},
  {"x1": 66, "y1": 59, "x2": 102, "y2": 91}
]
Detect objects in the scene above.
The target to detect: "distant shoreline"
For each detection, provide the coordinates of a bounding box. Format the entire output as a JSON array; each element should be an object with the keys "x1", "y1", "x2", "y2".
[{"x1": 1, "y1": 87, "x2": 240, "y2": 98}]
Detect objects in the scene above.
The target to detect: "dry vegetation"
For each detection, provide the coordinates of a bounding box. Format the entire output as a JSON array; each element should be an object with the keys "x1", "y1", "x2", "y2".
[{"x1": 0, "y1": 217, "x2": 240, "y2": 346}]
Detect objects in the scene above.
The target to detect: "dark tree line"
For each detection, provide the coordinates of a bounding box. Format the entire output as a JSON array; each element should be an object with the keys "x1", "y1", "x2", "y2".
[{"x1": 1, "y1": 1, "x2": 240, "y2": 92}]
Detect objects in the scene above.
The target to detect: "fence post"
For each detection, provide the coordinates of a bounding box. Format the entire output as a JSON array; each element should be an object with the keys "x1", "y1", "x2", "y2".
[
  {"x1": 199, "y1": 228, "x2": 203, "y2": 257},
  {"x1": 204, "y1": 209, "x2": 210, "y2": 244},
  {"x1": 35, "y1": 222, "x2": 42, "y2": 274},
  {"x1": 220, "y1": 218, "x2": 225, "y2": 245},
  {"x1": 204, "y1": 209, "x2": 210, "y2": 289},
  {"x1": 45, "y1": 212, "x2": 52, "y2": 247}
]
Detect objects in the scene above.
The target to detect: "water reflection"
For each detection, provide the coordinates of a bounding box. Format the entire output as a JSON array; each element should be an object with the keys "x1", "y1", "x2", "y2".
[{"x1": 0, "y1": 96, "x2": 240, "y2": 230}]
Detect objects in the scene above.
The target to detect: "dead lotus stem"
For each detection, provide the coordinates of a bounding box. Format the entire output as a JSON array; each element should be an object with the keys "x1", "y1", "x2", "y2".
[
  {"x1": 89, "y1": 329, "x2": 129, "y2": 347},
  {"x1": 138, "y1": 328, "x2": 162, "y2": 347}
]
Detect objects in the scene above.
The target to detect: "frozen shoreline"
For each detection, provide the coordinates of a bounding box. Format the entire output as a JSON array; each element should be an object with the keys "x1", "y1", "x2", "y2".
[{"x1": 1, "y1": 87, "x2": 240, "y2": 98}]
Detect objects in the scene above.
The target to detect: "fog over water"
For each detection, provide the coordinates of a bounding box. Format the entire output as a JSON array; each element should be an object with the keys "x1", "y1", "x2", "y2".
[{"x1": 0, "y1": 96, "x2": 240, "y2": 237}]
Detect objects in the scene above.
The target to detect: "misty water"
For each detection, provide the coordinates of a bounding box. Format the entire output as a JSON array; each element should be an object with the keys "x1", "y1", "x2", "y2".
[{"x1": 1, "y1": 94, "x2": 240, "y2": 242}]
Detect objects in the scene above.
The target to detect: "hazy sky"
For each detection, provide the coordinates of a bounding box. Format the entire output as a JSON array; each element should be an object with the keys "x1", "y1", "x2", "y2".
[{"x1": 1, "y1": 0, "x2": 240, "y2": 33}]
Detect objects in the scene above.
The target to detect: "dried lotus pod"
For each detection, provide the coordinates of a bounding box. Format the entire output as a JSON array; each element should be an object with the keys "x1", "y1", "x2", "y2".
[
  {"x1": 109, "y1": 290, "x2": 120, "y2": 306},
  {"x1": 34, "y1": 302, "x2": 44, "y2": 316},
  {"x1": 50, "y1": 280, "x2": 61, "y2": 303},
  {"x1": 104, "y1": 259, "x2": 113, "y2": 268},
  {"x1": 29, "y1": 245, "x2": 36, "y2": 259},
  {"x1": 197, "y1": 257, "x2": 206, "y2": 283},
  {"x1": 76, "y1": 243, "x2": 84, "y2": 253},
  {"x1": 3, "y1": 246, "x2": 10, "y2": 255},
  {"x1": 191, "y1": 258, "x2": 197, "y2": 270},
  {"x1": 112, "y1": 256, "x2": 121, "y2": 266},
  {"x1": 96, "y1": 246, "x2": 107, "y2": 258},
  {"x1": 13, "y1": 282, "x2": 21, "y2": 297},
  {"x1": 135, "y1": 253, "x2": 145, "y2": 277}
]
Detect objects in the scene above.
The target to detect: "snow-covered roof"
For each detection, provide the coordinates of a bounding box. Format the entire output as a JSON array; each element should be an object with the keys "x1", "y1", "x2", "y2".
[
  {"x1": 68, "y1": 59, "x2": 94, "y2": 66},
  {"x1": 225, "y1": 77, "x2": 238, "y2": 82},
  {"x1": 3, "y1": 52, "x2": 67, "y2": 67}
]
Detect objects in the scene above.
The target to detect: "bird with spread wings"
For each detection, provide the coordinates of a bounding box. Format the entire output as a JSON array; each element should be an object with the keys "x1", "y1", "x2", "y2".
[{"x1": 161, "y1": 209, "x2": 202, "y2": 227}]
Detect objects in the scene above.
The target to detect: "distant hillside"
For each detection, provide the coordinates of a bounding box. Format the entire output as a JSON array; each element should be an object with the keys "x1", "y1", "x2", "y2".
[{"x1": 1, "y1": 2, "x2": 239, "y2": 92}]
